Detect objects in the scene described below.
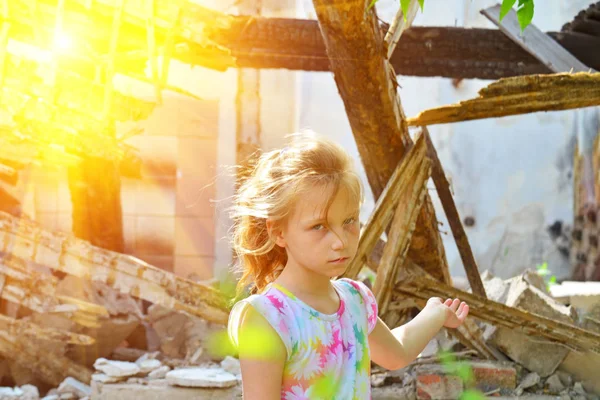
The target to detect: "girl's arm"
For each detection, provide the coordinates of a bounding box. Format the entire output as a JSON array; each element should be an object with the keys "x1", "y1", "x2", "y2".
[
  {"x1": 238, "y1": 305, "x2": 286, "y2": 400},
  {"x1": 368, "y1": 298, "x2": 469, "y2": 371}
]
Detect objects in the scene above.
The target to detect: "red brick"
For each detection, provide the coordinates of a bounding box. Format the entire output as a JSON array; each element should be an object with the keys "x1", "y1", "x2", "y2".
[
  {"x1": 471, "y1": 361, "x2": 517, "y2": 393},
  {"x1": 416, "y1": 367, "x2": 463, "y2": 400}
]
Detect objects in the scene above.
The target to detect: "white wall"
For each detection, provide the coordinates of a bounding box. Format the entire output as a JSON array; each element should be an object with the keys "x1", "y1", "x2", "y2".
[{"x1": 208, "y1": 0, "x2": 591, "y2": 281}]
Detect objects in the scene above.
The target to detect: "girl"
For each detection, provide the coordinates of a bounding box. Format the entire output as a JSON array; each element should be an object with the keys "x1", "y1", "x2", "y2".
[{"x1": 228, "y1": 132, "x2": 469, "y2": 399}]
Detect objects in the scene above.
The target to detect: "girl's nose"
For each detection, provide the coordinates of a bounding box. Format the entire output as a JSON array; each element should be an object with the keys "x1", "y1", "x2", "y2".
[{"x1": 331, "y1": 229, "x2": 347, "y2": 250}]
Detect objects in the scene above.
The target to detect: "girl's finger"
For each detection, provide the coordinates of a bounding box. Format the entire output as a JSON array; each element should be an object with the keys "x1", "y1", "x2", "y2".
[
  {"x1": 450, "y1": 298, "x2": 460, "y2": 312},
  {"x1": 444, "y1": 298, "x2": 453, "y2": 306}
]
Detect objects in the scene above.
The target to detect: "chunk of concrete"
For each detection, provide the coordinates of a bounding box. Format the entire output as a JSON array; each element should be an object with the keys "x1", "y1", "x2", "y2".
[
  {"x1": 166, "y1": 368, "x2": 237, "y2": 388},
  {"x1": 94, "y1": 359, "x2": 140, "y2": 378},
  {"x1": 136, "y1": 359, "x2": 162, "y2": 375},
  {"x1": 90, "y1": 382, "x2": 241, "y2": 400},
  {"x1": 486, "y1": 276, "x2": 576, "y2": 377},
  {"x1": 57, "y1": 377, "x2": 91, "y2": 398},
  {"x1": 148, "y1": 366, "x2": 170, "y2": 380},
  {"x1": 220, "y1": 357, "x2": 240, "y2": 377}
]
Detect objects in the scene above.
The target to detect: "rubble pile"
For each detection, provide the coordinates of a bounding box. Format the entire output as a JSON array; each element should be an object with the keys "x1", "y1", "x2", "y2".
[{"x1": 370, "y1": 270, "x2": 600, "y2": 399}]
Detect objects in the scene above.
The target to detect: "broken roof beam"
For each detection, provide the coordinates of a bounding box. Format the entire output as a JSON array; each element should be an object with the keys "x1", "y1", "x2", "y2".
[
  {"x1": 395, "y1": 262, "x2": 600, "y2": 353},
  {"x1": 8, "y1": 0, "x2": 600, "y2": 79},
  {"x1": 314, "y1": 0, "x2": 450, "y2": 284},
  {"x1": 407, "y1": 72, "x2": 600, "y2": 126},
  {"x1": 482, "y1": 4, "x2": 594, "y2": 73},
  {"x1": 423, "y1": 130, "x2": 487, "y2": 299},
  {"x1": 203, "y1": 17, "x2": 600, "y2": 79},
  {"x1": 0, "y1": 212, "x2": 230, "y2": 324}
]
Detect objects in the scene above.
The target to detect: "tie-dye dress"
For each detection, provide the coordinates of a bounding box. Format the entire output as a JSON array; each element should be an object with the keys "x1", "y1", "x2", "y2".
[{"x1": 228, "y1": 278, "x2": 378, "y2": 400}]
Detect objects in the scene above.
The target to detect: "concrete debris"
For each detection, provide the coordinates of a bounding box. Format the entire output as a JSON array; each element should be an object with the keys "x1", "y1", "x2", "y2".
[
  {"x1": 0, "y1": 385, "x2": 38, "y2": 400},
  {"x1": 56, "y1": 379, "x2": 90, "y2": 399},
  {"x1": 135, "y1": 359, "x2": 161, "y2": 375},
  {"x1": 93, "y1": 359, "x2": 140, "y2": 378},
  {"x1": 165, "y1": 368, "x2": 238, "y2": 388},
  {"x1": 147, "y1": 366, "x2": 170, "y2": 380},
  {"x1": 516, "y1": 372, "x2": 541, "y2": 395},
  {"x1": 483, "y1": 274, "x2": 577, "y2": 377},
  {"x1": 546, "y1": 373, "x2": 566, "y2": 394},
  {"x1": 550, "y1": 281, "x2": 600, "y2": 312},
  {"x1": 220, "y1": 356, "x2": 241, "y2": 377}
]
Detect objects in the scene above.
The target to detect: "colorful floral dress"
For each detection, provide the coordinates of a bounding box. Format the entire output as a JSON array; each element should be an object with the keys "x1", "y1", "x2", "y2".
[{"x1": 228, "y1": 278, "x2": 378, "y2": 400}]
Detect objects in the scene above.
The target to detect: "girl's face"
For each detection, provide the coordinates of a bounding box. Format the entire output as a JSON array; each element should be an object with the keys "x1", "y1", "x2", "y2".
[{"x1": 273, "y1": 184, "x2": 360, "y2": 279}]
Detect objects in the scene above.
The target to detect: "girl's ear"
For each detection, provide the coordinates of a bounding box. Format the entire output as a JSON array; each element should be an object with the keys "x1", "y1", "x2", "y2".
[{"x1": 266, "y1": 219, "x2": 286, "y2": 248}]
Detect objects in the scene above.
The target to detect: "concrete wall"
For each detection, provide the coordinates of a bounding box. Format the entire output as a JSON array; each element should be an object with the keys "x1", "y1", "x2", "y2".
[{"x1": 212, "y1": 0, "x2": 594, "y2": 282}]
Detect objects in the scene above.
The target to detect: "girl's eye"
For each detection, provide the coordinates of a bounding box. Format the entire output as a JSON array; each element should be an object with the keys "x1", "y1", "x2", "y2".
[
  {"x1": 312, "y1": 224, "x2": 324, "y2": 231},
  {"x1": 344, "y1": 217, "x2": 357, "y2": 225}
]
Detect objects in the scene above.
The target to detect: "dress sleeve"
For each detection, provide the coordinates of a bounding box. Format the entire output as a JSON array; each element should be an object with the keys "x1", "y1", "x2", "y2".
[
  {"x1": 341, "y1": 278, "x2": 379, "y2": 334},
  {"x1": 227, "y1": 293, "x2": 293, "y2": 358}
]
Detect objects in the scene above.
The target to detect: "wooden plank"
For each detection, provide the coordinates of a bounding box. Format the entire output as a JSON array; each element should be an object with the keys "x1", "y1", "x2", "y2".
[
  {"x1": 408, "y1": 72, "x2": 600, "y2": 126},
  {"x1": 423, "y1": 130, "x2": 487, "y2": 299},
  {"x1": 395, "y1": 262, "x2": 600, "y2": 353},
  {"x1": 384, "y1": 0, "x2": 420, "y2": 59},
  {"x1": 481, "y1": 4, "x2": 593, "y2": 73},
  {"x1": 343, "y1": 135, "x2": 426, "y2": 279},
  {"x1": 313, "y1": 0, "x2": 450, "y2": 285},
  {"x1": 374, "y1": 154, "x2": 431, "y2": 314}
]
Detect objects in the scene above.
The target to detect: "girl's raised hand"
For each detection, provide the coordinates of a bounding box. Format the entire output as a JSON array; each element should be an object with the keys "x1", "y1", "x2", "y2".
[
  {"x1": 426, "y1": 297, "x2": 470, "y2": 329},
  {"x1": 441, "y1": 298, "x2": 469, "y2": 328}
]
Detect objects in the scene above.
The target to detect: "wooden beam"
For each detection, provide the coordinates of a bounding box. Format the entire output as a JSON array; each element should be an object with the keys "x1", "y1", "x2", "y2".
[
  {"x1": 202, "y1": 16, "x2": 600, "y2": 79},
  {"x1": 343, "y1": 133, "x2": 423, "y2": 279},
  {"x1": 373, "y1": 139, "x2": 431, "y2": 313},
  {"x1": 313, "y1": 0, "x2": 449, "y2": 284},
  {"x1": 395, "y1": 262, "x2": 600, "y2": 353},
  {"x1": 0, "y1": 212, "x2": 230, "y2": 324},
  {"x1": 384, "y1": 0, "x2": 420, "y2": 59},
  {"x1": 482, "y1": 4, "x2": 594, "y2": 73},
  {"x1": 408, "y1": 72, "x2": 600, "y2": 126},
  {"x1": 423, "y1": 130, "x2": 487, "y2": 298}
]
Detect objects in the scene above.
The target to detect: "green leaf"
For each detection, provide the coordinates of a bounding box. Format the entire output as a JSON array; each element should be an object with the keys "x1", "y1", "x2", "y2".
[
  {"x1": 401, "y1": 0, "x2": 411, "y2": 21},
  {"x1": 367, "y1": 0, "x2": 378, "y2": 11},
  {"x1": 499, "y1": 0, "x2": 517, "y2": 20},
  {"x1": 418, "y1": 0, "x2": 425, "y2": 11},
  {"x1": 516, "y1": 0, "x2": 534, "y2": 30}
]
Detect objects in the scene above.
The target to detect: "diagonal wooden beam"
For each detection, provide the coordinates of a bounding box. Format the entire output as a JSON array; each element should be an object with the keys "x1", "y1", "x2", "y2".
[
  {"x1": 313, "y1": 0, "x2": 450, "y2": 284},
  {"x1": 372, "y1": 137, "x2": 431, "y2": 314},
  {"x1": 482, "y1": 4, "x2": 594, "y2": 74},
  {"x1": 344, "y1": 134, "x2": 425, "y2": 279},
  {"x1": 423, "y1": 130, "x2": 487, "y2": 298},
  {"x1": 395, "y1": 262, "x2": 600, "y2": 353}
]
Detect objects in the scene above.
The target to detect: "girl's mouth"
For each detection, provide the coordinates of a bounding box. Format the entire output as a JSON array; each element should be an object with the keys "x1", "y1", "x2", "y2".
[{"x1": 329, "y1": 257, "x2": 348, "y2": 264}]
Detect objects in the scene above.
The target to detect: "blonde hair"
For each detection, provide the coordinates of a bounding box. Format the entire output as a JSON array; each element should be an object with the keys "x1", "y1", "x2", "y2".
[{"x1": 231, "y1": 131, "x2": 363, "y2": 295}]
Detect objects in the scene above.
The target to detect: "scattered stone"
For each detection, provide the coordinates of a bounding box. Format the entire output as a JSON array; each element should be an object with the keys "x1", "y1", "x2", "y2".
[
  {"x1": 148, "y1": 366, "x2": 170, "y2": 380},
  {"x1": 547, "y1": 373, "x2": 566, "y2": 393},
  {"x1": 57, "y1": 377, "x2": 91, "y2": 398},
  {"x1": 372, "y1": 383, "x2": 416, "y2": 400},
  {"x1": 137, "y1": 359, "x2": 162, "y2": 374},
  {"x1": 166, "y1": 368, "x2": 237, "y2": 388},
  {"x1": 91, "y1": 382, "x2": 242, "y2": 400},
  {"x1": 94, "y1": 358, "x2": 141, "y2": 377},
  {"x1": 371, "y1": 373, "x2": 387, "y2": 388},
  {"x1": 41, "y1": 395, "x2": 59, "y2": 400},
  {"x1": 0, "y1": 387, "x2": 23, "y2": 399},
  {"x1": 92, "y1": 374, "x2": 124, "y2": 384},
  {"x1": 573, "y1": 382, "x2": 586, "y2": 395},
  {"x1": 19, "y1": 385, "x2": 39, "y2": 400},
  {"x1": 58, "y1": 393, "x2": 75, "y2": 400},
  {"x1": 516, "y1": 372, "x2": 541, "y2": 395},
  {"x1": 220, "y1": 356, "x2": 241, "y2": 377},
  {"x1": 485, "y1": 276, "x2": 575, "y2": 377},
  {"x1": 560, "y1": 351, "x2": 600, "y2": 395},
  {"x1": 188, "y1": 348, "x2": 203, "y2": 365}
]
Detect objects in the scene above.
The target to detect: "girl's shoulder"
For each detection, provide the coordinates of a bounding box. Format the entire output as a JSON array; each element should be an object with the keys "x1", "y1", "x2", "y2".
[
  {"x1": 227, "y1": 286, "x2": 294, "y2": 357},
  {"x1": 334, "y1": 278, "x2": 379, "y2": 333}
]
